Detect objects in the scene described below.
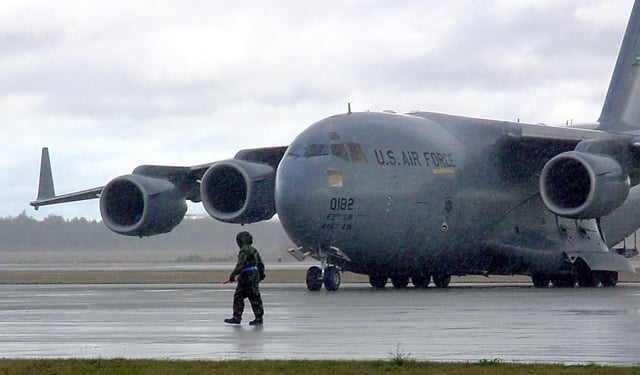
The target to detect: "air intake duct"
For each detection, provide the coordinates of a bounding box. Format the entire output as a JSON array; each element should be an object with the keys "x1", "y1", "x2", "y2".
[
  {"x1": 200, "y1": 159, "x2": 276, "y2": 224},
  {"x1": 100, "y1": 174, "x2": 186, "y2": 236},
  {"x1": 539, "y1": 151, "x2": 629, "y2": 219}
]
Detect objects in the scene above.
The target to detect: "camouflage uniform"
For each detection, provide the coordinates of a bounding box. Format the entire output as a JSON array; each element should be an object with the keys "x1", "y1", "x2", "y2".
[{"x1": 229, "y1": 232, "x2": 265, "y2": 323}]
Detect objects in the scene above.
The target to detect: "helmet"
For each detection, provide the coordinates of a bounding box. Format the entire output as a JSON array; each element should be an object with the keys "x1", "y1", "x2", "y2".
[{"x1": 236, "y1": 231, "x2": 253, "y2": 246}]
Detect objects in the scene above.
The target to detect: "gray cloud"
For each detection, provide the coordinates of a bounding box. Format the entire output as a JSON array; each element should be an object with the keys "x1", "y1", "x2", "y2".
[{"x1": 0, "y1": 0, "x2": 633, "y2": 220}]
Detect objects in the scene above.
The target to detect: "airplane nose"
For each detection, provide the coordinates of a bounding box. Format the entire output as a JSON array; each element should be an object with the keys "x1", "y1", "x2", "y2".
[{"x1": 275, "y1": 155, "x2": 325, "y2": 245}]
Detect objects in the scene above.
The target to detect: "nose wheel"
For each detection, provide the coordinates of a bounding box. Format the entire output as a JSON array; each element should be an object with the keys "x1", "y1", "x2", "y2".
[
  {"x1": 324, "y1": 265, "x2": 341, "y2": 291},
  {"x1": 306, "y1": 265, "x2": 341, "y2": 291},
  {"x1": 306, "y1": 266, "x2": 323, "y2": 291}
]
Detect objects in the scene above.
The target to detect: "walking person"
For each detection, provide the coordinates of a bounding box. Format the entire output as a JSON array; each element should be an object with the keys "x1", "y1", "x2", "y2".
[{"x1": 224, "y1": 231, "x2": 265, "y2": 325}]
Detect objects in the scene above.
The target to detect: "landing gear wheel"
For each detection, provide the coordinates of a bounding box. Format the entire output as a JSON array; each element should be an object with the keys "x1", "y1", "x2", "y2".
[
  {"x1": 306, "y1": 266, "x2": 323, "y2": 291},
  {"x1": 369, "y1": 274, "x2": 388, "y2": 288},
  {"x1": 323, "y1": 266, "x2": 341, "y2": 291},
  {"x1": 391, "y1": 275, "x2": 410, "y2": 289},
  {"x1": 577, "y1": 270, "x2": 599, "y2": 288},
  {"x1": 411, "y1": 273, "x2": 430, "y2": 288},
  {"x1": 600, "y1": 271, "x2": 618, "y2": 287},
  {"x1": 531, "y1": 274, "x2": 550, "y2": 288},
  {"x1": 551, "y1": 275, "x2": 576, "y2": 288},
  {"x1": 432, "y1": 274, "x2": 451, "y2": 288},
  {"x1": 576, "y1": 260, "x2": 599, "y2": 287}
]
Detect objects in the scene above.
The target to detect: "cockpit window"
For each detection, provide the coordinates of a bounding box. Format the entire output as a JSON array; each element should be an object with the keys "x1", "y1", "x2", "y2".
[
  {"x1": 289, "y1": 142, "x2": 368, "y2": 164},
  {"x1": 331, "y1": 144, "x2": 349, "y2": 161},
  {"x1": 346, "y1": 143, "x2": 367, "y2": 164},
  {"x1": 305, "y1": 144, "x2": 330, "y2": 157}
]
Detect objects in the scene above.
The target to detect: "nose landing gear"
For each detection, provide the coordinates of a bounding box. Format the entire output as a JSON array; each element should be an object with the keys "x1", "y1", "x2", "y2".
[
  {"x1": 290, "y1": 246, "x2": 348, "y2": 291},
  {"x1": 305, "y1": 265, "x2": 341, "y2": 291},
  {"x1": 306, "y1": 266, "x2": 323, "y2": 291}
]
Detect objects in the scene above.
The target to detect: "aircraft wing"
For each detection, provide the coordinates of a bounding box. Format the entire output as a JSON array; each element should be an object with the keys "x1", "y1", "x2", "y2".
[
  {"x1": 414, "y1": 112, "x2": 635, "y2": 183},
  {"x1": 414, "y1": 111, "x2": 611, "y2": 140},
  {"x1": 503, "y1": 121, "x2": 611, "y2": 141},
  {"x1": 478, "y1": 121, "x2": 638, "y2": 275},
  {"x1": 29, "y1": 148, "x2": 202, "y2": 209},
  {"x1": 30, "y1": 147, "x2": 103, "y2": 209},
  {"x1": 494, "y1": 122, "x2": 616, "y2": 180},
  {"x1": 30, "y1": 165, "x2": 217, "y2": 209},
  {"x1": 31, "y1": 186, "x2": 103, "y2": 209},
  {"x1": 501, "y1": 121, "x2": 640, "y2": 187},
  {"x1": 30, "y1": 145, "x2": 288, "y2": 236}
]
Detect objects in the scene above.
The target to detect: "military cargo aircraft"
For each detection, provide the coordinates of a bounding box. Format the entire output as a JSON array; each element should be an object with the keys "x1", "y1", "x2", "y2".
[{"x1": 32, "y1": 2, "x2": 640, "y2": 291}]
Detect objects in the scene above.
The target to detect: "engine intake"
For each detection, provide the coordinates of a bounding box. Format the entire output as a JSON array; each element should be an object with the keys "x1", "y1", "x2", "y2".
[
  {"x1": 539, "y1": 151, "x2": 629, "y2": 219},
  {"x1": 100, "y1": 174, "x2": 186, "y2": 236},
  {"x1": 200, "y1": 159, "x2": 276, "y2": 224}
]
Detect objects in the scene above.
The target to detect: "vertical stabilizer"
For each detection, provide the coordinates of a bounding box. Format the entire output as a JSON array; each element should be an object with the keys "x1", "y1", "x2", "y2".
[
  {"x1": 598, "y1": 0, "x2": 640, "y2": 130},
  {"x1": 36, "y1": 147, "x2": 56, "y2": 201}
]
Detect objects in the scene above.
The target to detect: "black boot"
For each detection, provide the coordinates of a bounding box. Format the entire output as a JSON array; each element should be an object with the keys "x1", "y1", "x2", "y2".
[
  {"x1": 224, "y1": 317, "x2": 241, "y2": 325},
  {"x1": 249, "y1": 318, "x2": 263, "y2": 326}
]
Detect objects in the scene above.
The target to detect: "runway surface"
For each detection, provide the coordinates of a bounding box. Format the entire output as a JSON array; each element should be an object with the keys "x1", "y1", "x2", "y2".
[{"x1": 0, "y1": 282, "x2": 638, "y2": 364}]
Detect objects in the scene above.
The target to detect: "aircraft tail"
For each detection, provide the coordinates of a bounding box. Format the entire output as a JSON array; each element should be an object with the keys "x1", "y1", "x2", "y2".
[
  {"x1": 598, "y1": 0, "x2": 640, "y2": 130},
  {"x1": 36, "y1": 147, "x2": 55, "y2": 202}
]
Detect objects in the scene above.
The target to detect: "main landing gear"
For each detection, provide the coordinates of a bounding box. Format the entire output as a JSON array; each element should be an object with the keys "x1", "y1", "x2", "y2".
[
  {"x1": 306, "y1": 265, "x2": 340, "y2": 291},
  {"x1": 531, "y1": 260, "x2": 619, "y2": 288}
]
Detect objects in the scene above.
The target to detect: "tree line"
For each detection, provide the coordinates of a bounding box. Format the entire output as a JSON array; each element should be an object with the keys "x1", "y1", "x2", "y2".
[{"x1": 0, "y1": 212, "x2": 293, "y2": 254}]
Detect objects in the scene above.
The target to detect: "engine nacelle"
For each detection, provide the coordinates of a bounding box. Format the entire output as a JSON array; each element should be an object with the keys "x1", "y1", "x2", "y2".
[
  {"x1": 200, "y1": 159, "x2": 276, "y2": 224},
  {"x1": 539, "y1": 151, "x2": 630, "y2": 219},
  {"x1": 99, "y1": 174, "x2": 187, "y2": 236}
]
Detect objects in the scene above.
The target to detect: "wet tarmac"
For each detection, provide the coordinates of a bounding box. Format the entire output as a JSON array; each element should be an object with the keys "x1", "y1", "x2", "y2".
[{"x1": 0, "y1": 282, "x2": 638, "y2": 364}]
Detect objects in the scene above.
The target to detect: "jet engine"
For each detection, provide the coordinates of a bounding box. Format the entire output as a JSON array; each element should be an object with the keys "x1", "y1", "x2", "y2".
[
  {"x1": 539, "y1": 151, "x2": 630, "y2": 219},
  {"x1": 200, "y1": 159, "x2": 276, "y2": 224},
  {"x1": 99, "y1": 174, "x2": 187, "y2": 237}
]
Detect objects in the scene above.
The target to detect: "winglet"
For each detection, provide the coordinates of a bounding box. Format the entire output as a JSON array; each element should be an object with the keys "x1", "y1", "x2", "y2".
[
  {"x1": 36, "y1": 147, "x2": 55, "y2": 202},
  {"x1": 30, "y1": 147, "x2": 103, "y2": 209}
]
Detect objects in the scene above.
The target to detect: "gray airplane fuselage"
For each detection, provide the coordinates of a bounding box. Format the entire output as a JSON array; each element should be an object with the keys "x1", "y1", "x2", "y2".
[{"x1": 276, "y1": 111, "x2": 640, "y2": 278}]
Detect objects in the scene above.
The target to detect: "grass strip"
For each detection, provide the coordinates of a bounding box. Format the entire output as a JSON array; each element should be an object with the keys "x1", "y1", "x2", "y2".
[{"x1": 0, "y1": 359, "x2": 637, "y2": 375}]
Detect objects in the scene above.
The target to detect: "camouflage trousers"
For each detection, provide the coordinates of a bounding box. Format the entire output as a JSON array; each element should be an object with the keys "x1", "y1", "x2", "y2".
[{"x1": 232, "y1": 281, "x2": 263, "y2": 320}]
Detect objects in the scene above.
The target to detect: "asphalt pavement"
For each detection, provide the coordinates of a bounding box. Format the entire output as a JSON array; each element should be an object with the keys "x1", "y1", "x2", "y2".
[{"x1": 0, "y1": 282, "x2": 638, "y2": 364}]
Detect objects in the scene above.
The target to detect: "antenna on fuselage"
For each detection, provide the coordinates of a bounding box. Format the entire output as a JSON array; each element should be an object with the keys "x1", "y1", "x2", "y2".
[{"x1": 347, "y1": 102, "x2": 352, "y2": 115}]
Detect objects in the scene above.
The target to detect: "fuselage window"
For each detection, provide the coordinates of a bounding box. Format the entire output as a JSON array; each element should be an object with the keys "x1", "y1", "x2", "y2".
[{"x1": 326, "y1": 169, "x2": 343, "y2": 187}]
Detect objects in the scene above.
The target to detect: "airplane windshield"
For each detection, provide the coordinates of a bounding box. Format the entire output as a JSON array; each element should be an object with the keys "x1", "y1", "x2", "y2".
[
  {"x1": 331, "y1": 144, "x2": 349, "y2": 161},
  {"x1": 288, "y1": 142, "x2": 367, "y2": 164},
  {"x1": 305, "y1": 144, "x2": 330, "y2": 157},
  {"x1": 332, "y1": 143, "x2": 367, "y2": 164},
  {"x1": 346, "y1": 143, "x2": 367, "y2": 164}
]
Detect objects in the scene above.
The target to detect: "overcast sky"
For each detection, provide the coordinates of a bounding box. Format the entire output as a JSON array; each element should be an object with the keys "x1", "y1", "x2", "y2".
[{"x1": 0, "y1": 0, "x2": 634, "y2": 221}]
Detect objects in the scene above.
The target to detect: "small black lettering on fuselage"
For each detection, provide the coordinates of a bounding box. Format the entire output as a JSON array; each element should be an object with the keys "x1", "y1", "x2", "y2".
[{"x1": 322, "y1": 197, "x2": 356, "y2": 231}]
